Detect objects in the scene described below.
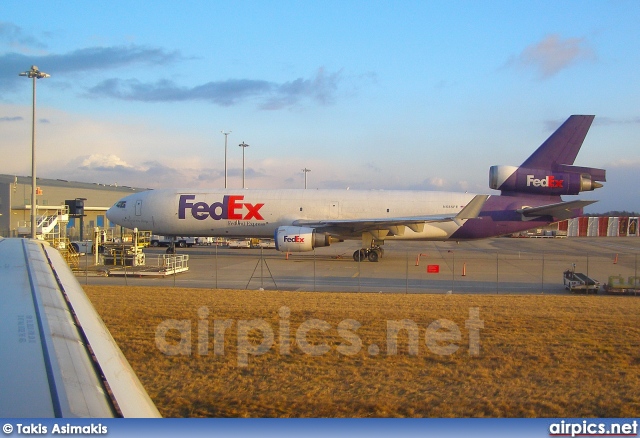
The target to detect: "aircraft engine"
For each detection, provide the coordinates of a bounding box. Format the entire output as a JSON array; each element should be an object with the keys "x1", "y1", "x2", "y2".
[
  {"x1": 489, "y1": 165, "x2": 604, "y2": 195},
  {"x1": 274, "y1": 226, "x2": 331, "y2": 252}
]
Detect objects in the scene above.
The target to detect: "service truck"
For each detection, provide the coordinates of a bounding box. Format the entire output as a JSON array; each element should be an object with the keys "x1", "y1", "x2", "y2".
[{"x1": 149, "y1": 235, "x2": 197, "y2": 248}]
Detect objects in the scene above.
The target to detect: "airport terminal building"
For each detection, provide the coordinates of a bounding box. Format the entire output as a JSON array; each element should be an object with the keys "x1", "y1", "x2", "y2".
[{"x1": 0, "y1": 174, "x2": 147, "y2": 239}]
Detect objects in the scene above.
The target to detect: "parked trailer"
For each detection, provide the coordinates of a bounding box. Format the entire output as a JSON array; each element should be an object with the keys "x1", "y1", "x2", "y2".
[
  {"x1": 70, "y1": 240, "x2": 94, "y2": 254},
  {"x1": 603, "y1": 275, "x2": 640, "y2": 295},
  {"x1": 563, "y1": 270, "x2": 600, "y2": 294},
  {"x1": 150, "y1": 235, "x2": 196, "y2": 248},
  {"x1": 227, "y1": 239, "x2": 251, "y2": 249}
]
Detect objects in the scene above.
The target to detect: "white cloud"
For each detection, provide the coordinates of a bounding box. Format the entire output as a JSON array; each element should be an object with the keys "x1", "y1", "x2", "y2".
[
  {"x1": 80, "y1": 154, "x2": 134, "y2": 170},
  {"x1": 607, "y1": 158, "x2": 640, "y2": 168},
  {"x1": 508, "y1": 34, "x2": 595, "y2": 79},
  {"x1": 457, "y1": 180, "x2": 470, "y2": 192}
]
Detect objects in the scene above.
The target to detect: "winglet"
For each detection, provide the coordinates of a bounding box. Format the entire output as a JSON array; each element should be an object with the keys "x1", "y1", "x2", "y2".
[{"x1": 455, "y1": 195, "x2": 489, "y2": 222}]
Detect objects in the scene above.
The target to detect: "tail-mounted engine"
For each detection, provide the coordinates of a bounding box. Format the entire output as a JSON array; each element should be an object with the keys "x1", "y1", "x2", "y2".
[
  {"x1": 489, "y1": 164, "x2": 605, "y2": 196},
  {"x1": 274, "y1": 226, "x2": 331, "y2": 252}
]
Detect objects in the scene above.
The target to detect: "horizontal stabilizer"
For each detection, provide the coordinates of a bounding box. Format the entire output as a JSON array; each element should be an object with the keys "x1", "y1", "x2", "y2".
[
  {"x1": 517, "y1": 200, "x2": 597, "y2": 220},
  {"x1": 556, "y1": 164, "x2": 606, "y2": 182}
]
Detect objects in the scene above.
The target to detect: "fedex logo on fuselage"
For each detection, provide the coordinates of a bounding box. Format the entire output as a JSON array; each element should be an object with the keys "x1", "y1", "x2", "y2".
[
  {"x1": 526, "y1": 175, "x2": 563, "y2": 188},
  {"x1": 283, "y1": 235, "x2": 305, "y2": 243},
  {"x1": 178, "y1": 194, "x2": 264, "y2": 221}
]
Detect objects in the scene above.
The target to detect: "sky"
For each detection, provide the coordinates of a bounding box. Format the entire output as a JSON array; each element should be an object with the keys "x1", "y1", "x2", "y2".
[{"x1": 0, "y1": 0, "x2": 639, "y2": 213}]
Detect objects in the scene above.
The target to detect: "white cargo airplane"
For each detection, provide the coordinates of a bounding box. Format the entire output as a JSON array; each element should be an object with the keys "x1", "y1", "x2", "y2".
[{"x1": 107, "y1": 115, "x2": 605, "y2": 262}]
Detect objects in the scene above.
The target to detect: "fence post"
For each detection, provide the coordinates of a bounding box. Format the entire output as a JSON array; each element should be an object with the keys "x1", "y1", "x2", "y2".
[
  {"x1": 358, "y1": 251, "x2": 361, "y2": 293},
  {"x1": 215, "y1": 242, "x2": 218, "y2": 289},
  {"x1": 496, "y1": 252, "x2": 499, "y2": 294},
  {"x1": 587, "y1": 252, "x2": 589, "y2": 282},
  {"x1": 541, "y1": 251, "x2": 545, "y2": 294},
  {"x1": 451, "y1": 251, "x2": 455, "y2": 293},
  {"x1": 405, "y1": 251, "x2": 409, "y2": 294}
]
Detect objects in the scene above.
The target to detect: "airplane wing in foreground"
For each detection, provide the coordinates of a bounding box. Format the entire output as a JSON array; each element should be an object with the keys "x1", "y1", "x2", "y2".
[
  {"x1": 293, "y1": 194, "x2": 489, "y2": 235},
  {"x1": 0, "y1": 238, "x2": 160, "y2": 418}
]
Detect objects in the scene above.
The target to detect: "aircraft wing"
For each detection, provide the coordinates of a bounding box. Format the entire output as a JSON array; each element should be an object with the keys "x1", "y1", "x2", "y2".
[
  {"x1": 518, "y1": 200, "x2": 597, "y2": 220},
  {"x1": 293, "y1": 194, "x2": 489, "y2": 234},
  {"x1": 0, "y1": 238, "x2": 160, "y2": 418}
]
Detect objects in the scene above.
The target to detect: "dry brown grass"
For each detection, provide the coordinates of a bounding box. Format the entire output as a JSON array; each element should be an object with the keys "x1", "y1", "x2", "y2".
[{"x1": 83, "y1": 286, "x2": 640, "y2": 418}]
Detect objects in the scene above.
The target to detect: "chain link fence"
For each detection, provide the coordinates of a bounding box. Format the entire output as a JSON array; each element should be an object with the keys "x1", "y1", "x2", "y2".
[{"x1": 78, "y1": 240, "x2": 640, "y2": 295}]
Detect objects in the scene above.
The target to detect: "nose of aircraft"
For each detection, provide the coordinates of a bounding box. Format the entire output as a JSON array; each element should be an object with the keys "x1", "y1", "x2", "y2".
[
  {"x1": 105, "y1": 205, "x2": 116, "y2": 223},
  {"x1": 106, "y1": 197, "x2": 128, "y2": 226}
]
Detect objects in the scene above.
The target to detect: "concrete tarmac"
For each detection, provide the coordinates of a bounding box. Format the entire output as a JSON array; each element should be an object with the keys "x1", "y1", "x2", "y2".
[{"x1": 77, "y1": 237, "x2": 640, "y2": 295}]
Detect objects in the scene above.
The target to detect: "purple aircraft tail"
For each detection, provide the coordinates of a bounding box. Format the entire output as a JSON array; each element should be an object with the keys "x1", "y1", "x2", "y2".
[
  {"x1": 521, "y1": 115, "x2": 594, "y2": 169},
  {"x1": 489, "y1": 115, "x2": 606, "y2": 197}
]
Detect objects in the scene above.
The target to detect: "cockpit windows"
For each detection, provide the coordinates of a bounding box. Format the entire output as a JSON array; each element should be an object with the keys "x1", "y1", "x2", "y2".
[{"x1": 115, "y1": 201, "x2": 127, "y2": 208}]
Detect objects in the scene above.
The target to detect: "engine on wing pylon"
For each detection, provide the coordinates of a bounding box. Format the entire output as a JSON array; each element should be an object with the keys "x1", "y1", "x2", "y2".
[{"x1": 274, "y1": 226, "x2": 331, "y2": 252}]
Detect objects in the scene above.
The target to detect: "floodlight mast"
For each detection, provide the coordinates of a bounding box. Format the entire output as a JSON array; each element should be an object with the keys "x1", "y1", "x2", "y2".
[
  {"x1": 19, "y1": 66, "x2": 50, "y2": 239},
  {"x1": 302, "y1": 168, "x2": 311, "y2": 189},
  {"x1": 238, "y1": 142, "x2": 249, "y2": 189},
  {"x1": 221, "y1": 130, "x2": 231, "y2": 189}
]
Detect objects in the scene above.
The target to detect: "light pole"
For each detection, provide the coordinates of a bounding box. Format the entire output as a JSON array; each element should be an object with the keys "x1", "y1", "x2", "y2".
[
  {"x1": 302, "y1": 168, "x2": 311, "y2": 189},
  {"x1": 239, "y1": 142, "x2": 249, "y2": 188},
  {"x1": 221, "y1": 130, "x2": 231, "y2": 188},
  {"x1": 19, "y1": 65, "x2": 50, "y2": 239}
]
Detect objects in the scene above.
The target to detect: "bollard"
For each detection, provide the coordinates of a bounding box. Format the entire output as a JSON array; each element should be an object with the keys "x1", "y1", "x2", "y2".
[{"x1": 415, "y1": 253, "x2": 428, "y2": 266}]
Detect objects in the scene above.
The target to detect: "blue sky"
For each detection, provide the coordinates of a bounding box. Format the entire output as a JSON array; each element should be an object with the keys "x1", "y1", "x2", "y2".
[{"x1": 1, "y1": 1, "x2": 639, "y2": 213}]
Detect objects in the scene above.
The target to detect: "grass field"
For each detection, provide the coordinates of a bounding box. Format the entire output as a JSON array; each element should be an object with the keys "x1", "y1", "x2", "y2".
[{"x1": 83, "y1": 286, "x2": 640, "y2": 418}]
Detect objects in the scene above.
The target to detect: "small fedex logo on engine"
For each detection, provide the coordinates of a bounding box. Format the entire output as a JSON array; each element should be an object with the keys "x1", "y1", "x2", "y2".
[
  {"x1": 526, "y1": 175, "x2": 563, "y2": 188},
  {"x1": 283, "y1": 235, "x2": 305, "y2": 243},
  {"x1": 179, "y1": 194, "x2": 264, "y2": 221}
]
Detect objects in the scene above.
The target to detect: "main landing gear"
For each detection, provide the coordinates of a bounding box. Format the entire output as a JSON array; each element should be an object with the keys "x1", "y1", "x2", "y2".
[{"x1": 353, "y1": 246, "x2": 384, "y2": 262}]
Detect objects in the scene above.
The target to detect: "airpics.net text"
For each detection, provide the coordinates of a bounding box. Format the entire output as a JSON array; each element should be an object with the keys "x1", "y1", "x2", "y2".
[{"x1": 154, "y1": 306, "x2": 484, "y2": 367}]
